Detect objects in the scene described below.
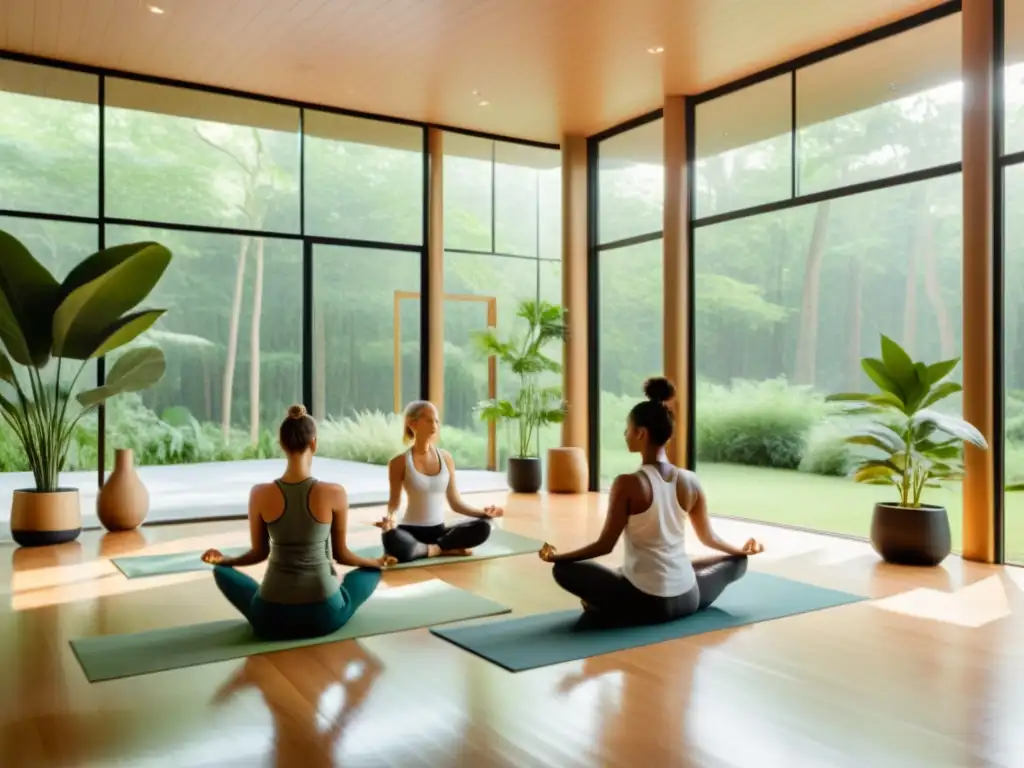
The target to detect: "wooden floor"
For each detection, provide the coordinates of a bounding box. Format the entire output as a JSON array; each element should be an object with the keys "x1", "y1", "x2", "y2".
[{"x1": 2, "y1": 492, "x2": 1023, "y2": 768}]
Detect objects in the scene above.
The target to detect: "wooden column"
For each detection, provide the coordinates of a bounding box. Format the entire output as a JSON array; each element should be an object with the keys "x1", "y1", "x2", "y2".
[
  {"x1": 663, "y1": 95, "x2": 690, "y2": 467},
  {"x1": 561, "y1": 135, "x2": 588, "y2": 453},
  {"x1": 962, "y1": 0, "x2": 997, "y2": 562},
  {"x1": 427, "y1": 127, "x2": 445, "y2": 416}
]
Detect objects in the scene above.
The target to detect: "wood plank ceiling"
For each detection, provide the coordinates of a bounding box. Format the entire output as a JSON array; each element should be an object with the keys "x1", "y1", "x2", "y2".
[{"x1": 1, "y1": 0, "x2": 956, "y2": 143}]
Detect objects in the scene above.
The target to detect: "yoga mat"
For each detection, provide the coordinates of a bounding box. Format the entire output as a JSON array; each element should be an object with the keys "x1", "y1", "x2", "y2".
[
  {"x1": 430, "y1": 572, "x2": 867, "y2": 672},
  {"x1": 112, "y1": 547, "x2": 249, "y2": 578},
  {"x1": 71, "y1": 580, "x2": 510, "y2": 682},
  {"x1": 353, "y1": 527, "x2": 543, "y2": 569}
]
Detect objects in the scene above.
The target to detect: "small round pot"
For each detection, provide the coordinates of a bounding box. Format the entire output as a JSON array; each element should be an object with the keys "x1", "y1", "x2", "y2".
[
  {"x1": 507, "y1": 457, "x2": 542, "y2": 494},
  {"x1": 870, "y1": 502, "x2": 951, "y2": 567},
  {"x1": 11, "y1": 488, "x2": 82, "y2": 547}
]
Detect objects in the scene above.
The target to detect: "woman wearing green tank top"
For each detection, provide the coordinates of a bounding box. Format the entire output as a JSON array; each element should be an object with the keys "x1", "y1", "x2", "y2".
[{"x1": 201, "y1": 405, "x2": 395, "y2": 640}]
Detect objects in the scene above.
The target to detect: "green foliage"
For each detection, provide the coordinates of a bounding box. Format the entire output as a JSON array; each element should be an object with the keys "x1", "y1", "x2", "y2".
[
  {"x1": 473, "y1": 300, "x2": 568, "y2": 458},
  {"x1": 0, "y1": 231, "x2": 171, "y2": 491},
  {"x1": 696, "y1": 378, "x2": 827, "y2": 469},
  {"x1": 826, "y1": 334, "x2": 987, "y2": 507}
]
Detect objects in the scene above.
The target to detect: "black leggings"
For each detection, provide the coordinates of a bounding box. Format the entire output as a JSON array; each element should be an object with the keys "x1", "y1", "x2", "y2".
[
  {"x1": 382, "y1": 520, "x2": 492, "y2": 562},
  {"x1": 552, "y1": 554, "x2": 748, "y2": 627}
]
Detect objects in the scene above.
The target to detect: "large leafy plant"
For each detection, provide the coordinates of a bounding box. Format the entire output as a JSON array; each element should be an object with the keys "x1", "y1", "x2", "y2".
[
  {"x1": 473, "y1": 300, "x2": 567, "y2": 459},
  {"x1": 0, "y1": 230, "x2": 171, "y2": 492},
  {"x1": 826, "y1": 334, "x2": 987, "y2": 508}
]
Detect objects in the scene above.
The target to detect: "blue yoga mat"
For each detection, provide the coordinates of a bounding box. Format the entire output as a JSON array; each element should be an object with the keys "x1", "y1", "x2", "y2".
[{"x1": 430, "y1": 571, "x2": 866, "y2": 671}]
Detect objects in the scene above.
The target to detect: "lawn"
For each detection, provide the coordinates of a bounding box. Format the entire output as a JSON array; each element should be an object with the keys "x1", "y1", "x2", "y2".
[{"x1": 603, "y1": 456, "x2": 1024, "y2": 565}]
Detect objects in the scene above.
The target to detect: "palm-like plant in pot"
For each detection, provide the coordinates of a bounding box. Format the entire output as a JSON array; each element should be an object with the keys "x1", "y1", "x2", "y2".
[
  {"x1": 826, "y1": 334, "x2": 986, "y2": 566},
  {"x1": 473, "y1": 300, "x2": 568, "y2": 493},
  {"x1": 0, "y1": 230, "x2": 171, "y2": 547}
]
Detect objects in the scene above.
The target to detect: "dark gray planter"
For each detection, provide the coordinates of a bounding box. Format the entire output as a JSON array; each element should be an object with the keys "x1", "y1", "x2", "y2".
[
  {"x1": 870, "y1": 502, "x2": 951, "y2": 567},
  {"x1": 507, "y1": 457, "x2": 542, "y2": 494}
]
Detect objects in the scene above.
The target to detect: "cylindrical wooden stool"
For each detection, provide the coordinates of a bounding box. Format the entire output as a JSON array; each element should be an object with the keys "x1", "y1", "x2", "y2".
[{"x1": 546, "y1": 447, "x2": 588, "y2": 494}]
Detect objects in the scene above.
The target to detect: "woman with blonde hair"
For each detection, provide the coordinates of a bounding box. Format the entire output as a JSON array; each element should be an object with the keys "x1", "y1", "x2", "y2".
[
  {"x1": 202, "y1": 404, "x2": 394, "y2": 640},
  {"x1": 374, "y1": 400, "x2": 503, "y2": 562}
]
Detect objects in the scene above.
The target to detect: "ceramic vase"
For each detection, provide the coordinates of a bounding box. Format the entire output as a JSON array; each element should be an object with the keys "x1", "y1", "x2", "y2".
[{"x1": 97, "y1": 449, "x2": 150, "y2": 532}]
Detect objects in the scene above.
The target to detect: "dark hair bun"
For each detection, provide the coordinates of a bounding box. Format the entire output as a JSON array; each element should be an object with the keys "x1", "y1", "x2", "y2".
[
  {"x1": 287, "y1": 404, "x2": 308, "y2": 420},
  {"x1": 643, "y1": 377, "x2": 676, "y2": 404}
]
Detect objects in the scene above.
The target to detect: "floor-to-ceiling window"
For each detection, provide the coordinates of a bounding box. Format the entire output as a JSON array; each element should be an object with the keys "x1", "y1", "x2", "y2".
[
  {"x1": 692, "y1": 13, "x2": 965, "y2": 543},
  {"x1": 594, "y1": 117, "x2": 664, "y2": 485},
  {"x1": 441, "y1": 133, "x2": 561, "y2": 471},
  {"x1": 0, "y1": 53, "x2": 548, "y2": 531},
  {"x1": 1003, "y1": 0, "x2": 1024, "y2": 563}
]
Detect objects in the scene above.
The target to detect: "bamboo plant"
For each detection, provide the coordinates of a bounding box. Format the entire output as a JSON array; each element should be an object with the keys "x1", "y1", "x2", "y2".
[
  {"x1": 0, "y1": 230, "x2": 171, "y2": 492},
  {"x1": 826, "y1": 334, "x2": 987, "y2": 508},
  {"x1": 473, "y1": 300, "x2": 568, "y2": 459}
]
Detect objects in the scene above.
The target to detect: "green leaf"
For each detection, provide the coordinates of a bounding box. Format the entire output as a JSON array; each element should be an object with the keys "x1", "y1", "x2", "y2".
[
  {"x1": 916, "y1": 439, "x2": 962, "y2": 460},
  {"x1": 912, "y1": 409, "x2": 988, "y2": 450},
  {"x1": 853, "y1": 464, "x2": 899, "y2": 483},
  {"x1": 52, "y1": 242, "x2": 171, "y2": 358},
  {"x1": 919, "y1": 380, "x2": 962, "y2": 410},
  {"x1": 861, "y1": 358, "x2": 902, "y2": 399},
  {"x1": 844, "y1": 424, "x2": 905, "y2": 454},
  {"x1": 925, "y1": 358, "x2": 960, "y2": 386},
  {"x1": 0, "y1": 229, "x2": 60, "y2": 366},
  {"x1": 475, "y1": 399, "x2": 517, "y2": 424},
  {"x1": 76, "y1": 347, "x2": 166, "y2": 408},
  {"x1": 0, "y1": 349, "x2": 14, "y2": 385},
  {"x1": 65, "y1": 309, "x2": 167, "y2": 360},
  {"x1": 880, "y1": 334, "x2": 916, "y2": 384},
  {"x1": 866, "y1": 392, "x2": 907, "y2": 411},
  {"x1": 825, "y1": 392, "x2": 874, "y2": 403}
]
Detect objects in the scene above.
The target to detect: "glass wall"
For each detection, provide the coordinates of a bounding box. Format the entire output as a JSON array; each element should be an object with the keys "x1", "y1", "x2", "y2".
[
  {"x1": 441, "y1": 133, "x2": 561, "y2": 470},
  {"x1": 0, "y1": 55, "x2": 549, "y2": 528},
  {"x1": 691, "y1": 17, "x2": 964, "y2": 544},
  {"x1": 1004, "y1": 0, "x2": 1024, "y2": 563},
  {"x1": 594, "y1": 118, "x2": 664, "y2": 485}
]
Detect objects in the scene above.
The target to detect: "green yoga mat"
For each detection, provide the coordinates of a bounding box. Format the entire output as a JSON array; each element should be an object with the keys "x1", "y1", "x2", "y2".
[
  {"x1": 112, "y1": 547, "x2": 250, "y2": 578},
  {"x1": 352, "y1": 527, "x2": 543, "y2": 569},
  {"x1": 430, "y1": 572, "x2": 867, "y2": 672},
  {"x1": 71, "y1": 579, "x2": 510, "y2": 682}
]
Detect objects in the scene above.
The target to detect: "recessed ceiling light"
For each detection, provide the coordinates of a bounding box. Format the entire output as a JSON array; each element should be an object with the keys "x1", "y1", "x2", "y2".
[
  {"x1": 472, "y1": 89, "x2": 481, "y2": 96},
  {"x1": 478, "y1": 100, "x2": 490, "y2": 107},
  {"x1": 647, "y1": 46, "x2": 664, "y2": 54},
  {"x1": 148, "y1": 4, "x2": 165, "y2": 13}
]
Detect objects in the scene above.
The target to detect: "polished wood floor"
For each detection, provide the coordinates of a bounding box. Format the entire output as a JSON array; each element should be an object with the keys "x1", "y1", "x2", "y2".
[{"x1": 1, "y1": 491, "x2": 1022, "y2": 768}]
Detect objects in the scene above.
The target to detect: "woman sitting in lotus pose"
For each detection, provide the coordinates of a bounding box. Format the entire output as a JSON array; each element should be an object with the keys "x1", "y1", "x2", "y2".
[
  {"x1": 374, "y1": 400, "x2": 503, "y2": 562},
  {"x1": 202, "y1": 405, "x2": 395, "y2": 640},
  {"x1": 539, "y1": 378, "x2": 762, "y2": 626}
]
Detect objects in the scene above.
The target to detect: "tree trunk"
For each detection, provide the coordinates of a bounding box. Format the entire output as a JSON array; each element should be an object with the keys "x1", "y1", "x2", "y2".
[
  {"x1": 221, "y1": 237, "x2": 250, "y2": 437},
  {"x1": 314, "y1": 305, "x2": 326, "y2": 419},
  {"x1": 793, "y1": 201, "x2": 831, "y2": 385},
  {"x1": 902, "y1": 223, "x2": 920, "y2": 357},
  {"x1": 920, "y1": 208, "x2": 955, "y2": 358},
  {"x1": 846, "y1": 256, "x2": 864, "y2": 390},
  {"x1": 249, "y1": 237, "x2": 265, "y2": 444}
]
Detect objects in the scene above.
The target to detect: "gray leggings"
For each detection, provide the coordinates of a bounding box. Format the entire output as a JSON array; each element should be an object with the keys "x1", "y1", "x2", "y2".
[{"x1": 552, "y1": 554, "x2": 748, "y2": 626}]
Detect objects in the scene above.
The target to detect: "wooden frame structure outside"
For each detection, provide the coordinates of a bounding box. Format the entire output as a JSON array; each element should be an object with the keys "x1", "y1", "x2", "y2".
[{"x1": 393, "y1": 290, "x2": 498, "y2": 471}]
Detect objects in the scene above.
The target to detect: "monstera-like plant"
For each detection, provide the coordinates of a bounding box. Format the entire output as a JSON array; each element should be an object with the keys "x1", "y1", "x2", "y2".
[
  {"x1": 0, "y1": 230, "x2": 171, "y2": 546},
  {"x1": 826, "y1": 334, "x2": 987, "y2": 566}
]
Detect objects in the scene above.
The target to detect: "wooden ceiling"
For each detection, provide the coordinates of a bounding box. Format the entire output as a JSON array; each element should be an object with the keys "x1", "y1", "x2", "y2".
[{"x1": 0, "y1": 0, "x2": 964, "y2": 144}]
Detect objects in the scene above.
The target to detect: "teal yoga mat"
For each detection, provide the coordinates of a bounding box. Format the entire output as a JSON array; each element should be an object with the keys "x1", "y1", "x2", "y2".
[
  {"x1": 430, "y1": 572, "x2": 867, "y2": 671},
  {"x1": 352, "y1": 527, "x2": 543, "y2": 569},
  {"x1": 112, "y1": 547, "x2": 249, "y2": 578},
  {"x1": 71, "y1": 580, "x2": 510, "y2": 682}
]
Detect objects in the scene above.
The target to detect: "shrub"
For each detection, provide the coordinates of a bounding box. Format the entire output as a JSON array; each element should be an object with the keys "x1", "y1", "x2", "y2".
[
  {"x1": 317, "y1": 411, "x2": 406, "y2": 465},
  {"x1": 695, "y1": 378, "x2": 826, "y2": 470}
]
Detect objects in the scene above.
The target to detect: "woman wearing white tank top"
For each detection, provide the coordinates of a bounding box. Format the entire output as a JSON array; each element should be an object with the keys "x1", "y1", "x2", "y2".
[
  {"x1": 539, "y1": 378, "x2": 764, "y2": 626},
  {"x1": 374, "y1": 401, "x2": 504, "y2": 562}
]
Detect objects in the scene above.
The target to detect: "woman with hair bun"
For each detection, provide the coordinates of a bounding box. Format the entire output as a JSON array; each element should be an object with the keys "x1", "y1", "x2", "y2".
[
  {"x1": 374, "y1": 400, "x2": 503, "y2": 562},
  {"x1": 539, "y1": 378, "x2": 761, "y2": 626},
  {"x1": 201, "y1": 404, "x2": 393, "y2": 640}
]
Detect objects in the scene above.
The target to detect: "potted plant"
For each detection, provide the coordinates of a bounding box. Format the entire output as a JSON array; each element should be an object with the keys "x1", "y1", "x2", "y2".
[
  {"x1": 826, "y1": 334, "x2": 987, "y2": 566},
  {"x1": 0, "y1": 230, "x2": 171, "y2": 546},
  {"x1": 473, "y1": 299, "x2": 567, "y2": 493}
]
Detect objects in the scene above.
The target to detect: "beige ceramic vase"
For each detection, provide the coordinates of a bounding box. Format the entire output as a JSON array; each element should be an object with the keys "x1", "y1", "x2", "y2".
[{"x1": 97, "y1": 449, "x2": 150, "y2": 532}]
